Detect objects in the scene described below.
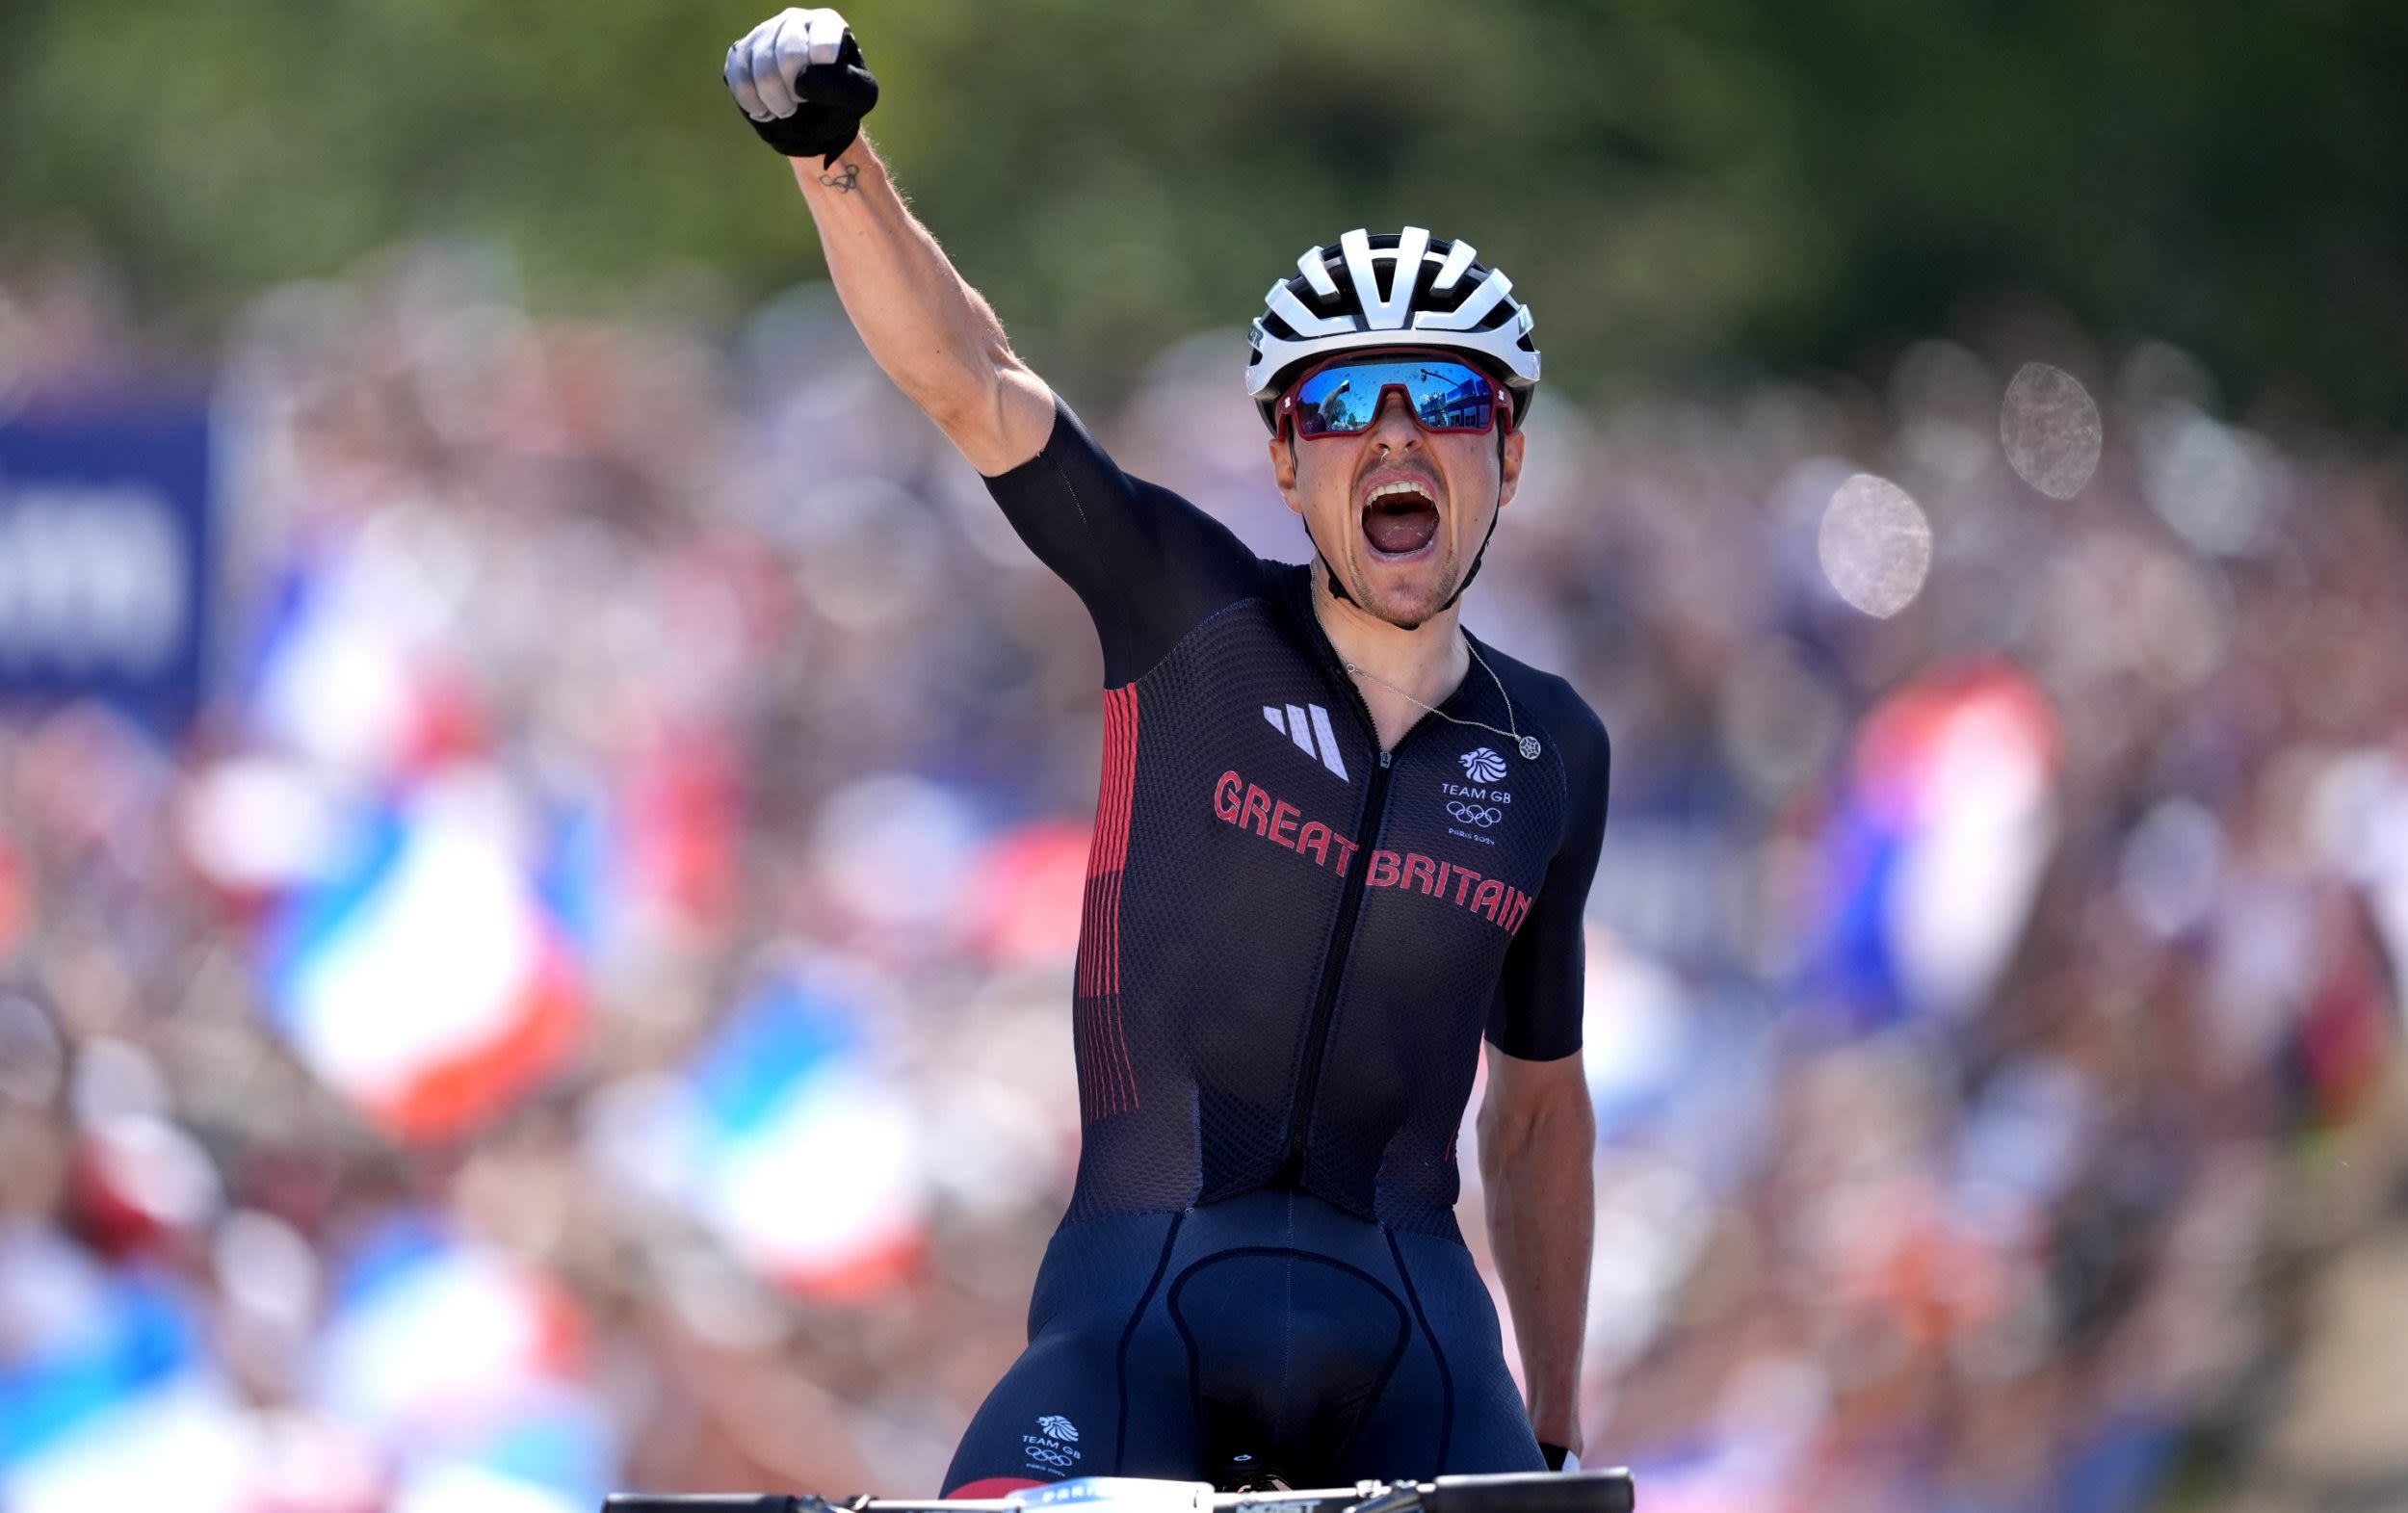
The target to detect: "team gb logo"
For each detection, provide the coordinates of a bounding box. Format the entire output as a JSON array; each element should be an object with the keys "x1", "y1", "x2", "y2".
[
  {"x1": 1039, "y1": 1416, "x2": 1079, "y2": 1443},
  {"x1": 1460, "y1": 747, "x2": 1507, "y2": 784}
]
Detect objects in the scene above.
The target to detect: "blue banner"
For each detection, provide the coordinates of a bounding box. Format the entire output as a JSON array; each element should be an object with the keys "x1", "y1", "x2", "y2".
[{"x1": 0, "y1": 405, "x2": 212, "y2": 732}]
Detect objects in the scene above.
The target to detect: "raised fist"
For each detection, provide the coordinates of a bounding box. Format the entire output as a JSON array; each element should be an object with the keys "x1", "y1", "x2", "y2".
[{"x1": 723, "y1": 8, "x2": 879, "y2": 164}]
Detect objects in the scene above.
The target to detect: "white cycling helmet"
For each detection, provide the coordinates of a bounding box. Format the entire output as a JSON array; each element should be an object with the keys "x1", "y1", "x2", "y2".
[{"x1": 1244, "y1": 226, "x2": 1540, "y2": 431}]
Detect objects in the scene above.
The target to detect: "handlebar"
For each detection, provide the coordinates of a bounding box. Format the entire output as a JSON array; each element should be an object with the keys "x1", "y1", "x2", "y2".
[{"x1": 604, "y1": 1469, "x2": 1635, "y2": 1513}]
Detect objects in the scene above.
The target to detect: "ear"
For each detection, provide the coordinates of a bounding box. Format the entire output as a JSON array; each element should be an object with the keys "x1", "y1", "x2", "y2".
[
  {"x1": 1496, "y1": 424, "x2": 1527, "y2": 510},
  {"x1": 1269, "y1": 426, "x2": 1303, "y2": 515}
]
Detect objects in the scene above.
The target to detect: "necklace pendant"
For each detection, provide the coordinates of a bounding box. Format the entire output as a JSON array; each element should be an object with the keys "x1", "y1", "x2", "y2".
[{"x1": 1518, "y1": 735, "x2": 1542, "y2": 762}]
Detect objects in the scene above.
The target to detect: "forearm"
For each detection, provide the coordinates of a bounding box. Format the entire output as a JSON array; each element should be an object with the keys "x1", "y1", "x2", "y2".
[
  {"x1": 1479, "y1": 1086, "x2": 1596, "y2": 1453},
  {"x1": 791, "y1": 134, "x2": 1023, "y2": 435}
]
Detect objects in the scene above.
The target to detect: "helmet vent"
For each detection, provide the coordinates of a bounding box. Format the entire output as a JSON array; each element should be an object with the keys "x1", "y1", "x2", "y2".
[{"x1": 1244, "y1": 226, "x2": 1540, "y2": 430}]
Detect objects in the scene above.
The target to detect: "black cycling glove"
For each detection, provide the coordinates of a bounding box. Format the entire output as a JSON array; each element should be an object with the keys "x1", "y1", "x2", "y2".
[{"x1": 733, "y1": 30, "x2": 878, "y2": 166}]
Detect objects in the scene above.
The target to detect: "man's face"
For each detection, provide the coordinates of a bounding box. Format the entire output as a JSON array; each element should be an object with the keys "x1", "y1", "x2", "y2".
[{"x1": 1269, "y1": 359, "x2": 1526, "y2": 629}]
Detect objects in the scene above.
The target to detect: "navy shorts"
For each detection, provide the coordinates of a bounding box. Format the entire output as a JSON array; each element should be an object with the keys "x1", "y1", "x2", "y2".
[{"x1": 943, "y1": 1189, "x2": 1545, "y2": 1493}]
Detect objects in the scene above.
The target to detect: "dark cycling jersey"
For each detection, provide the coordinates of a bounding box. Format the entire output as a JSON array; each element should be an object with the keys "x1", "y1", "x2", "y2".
[{"x1": 944, "y1": 401, "x2": 1609, "y2": 1492}]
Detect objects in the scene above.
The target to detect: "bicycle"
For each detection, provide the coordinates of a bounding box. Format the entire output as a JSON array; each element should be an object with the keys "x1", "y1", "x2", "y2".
[{"x1": 605, "y1": 1466, "x2": 1635, "y2": 1513}]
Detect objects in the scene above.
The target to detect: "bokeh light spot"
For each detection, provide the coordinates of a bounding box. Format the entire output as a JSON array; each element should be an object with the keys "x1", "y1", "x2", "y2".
[
  {"x1": 2000, "y1": 362, "x2": 2103, "y2": 499},
  {"x1": 1819, "y1": 474, "x2": 1932, "y2": 619},
  {"x1": 2140, "y1": 403, "x2": 2272, "y2": 556}
]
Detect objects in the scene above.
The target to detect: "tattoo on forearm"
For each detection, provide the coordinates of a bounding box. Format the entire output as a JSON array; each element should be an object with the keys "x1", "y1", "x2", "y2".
[{"x1": 818, "y1": 161, "x2": 860, "y2": 194}]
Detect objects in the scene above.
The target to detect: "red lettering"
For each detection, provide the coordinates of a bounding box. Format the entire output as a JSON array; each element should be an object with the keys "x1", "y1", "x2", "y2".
[
  {"x1": 1329, "y1": 835, "x2": 1359, "y2": 876},
  {"x1": 1242, "y1": 784, "x2": 1272, "y2": 837},
  {"x1": 1451, "y1": 865, "x2": 1483, "y2": 905},
  {"x1": 1403, "y1": 852, "x2": 1438, "y2": 896},
  {"x1": 1214, "y1": 778, "x2": 1381, "y2": 890},
  {"x1": 1502, "y1": 888, "x2": 1532, "y2": 933},
  {"x1": 1270, "y1": 800, "x2": 1301, "y2": 849},
  {"x1": 1472, "y1": 878, "x2": 1506, "y2": 921},
  {"x1": 1434, "y1": 861, "x2": 1452, "y2": 900}
]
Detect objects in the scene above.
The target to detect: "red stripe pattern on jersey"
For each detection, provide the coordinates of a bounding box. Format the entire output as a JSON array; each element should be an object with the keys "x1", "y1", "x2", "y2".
[{"x1": 1075, "y1": 685, "x2": 1141, "y2": 1119}]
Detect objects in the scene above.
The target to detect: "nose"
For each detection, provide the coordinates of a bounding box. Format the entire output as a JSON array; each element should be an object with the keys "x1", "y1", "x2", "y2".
[{"x1": 1364, "y1": 387, "x2": 1423, "y2": 451}]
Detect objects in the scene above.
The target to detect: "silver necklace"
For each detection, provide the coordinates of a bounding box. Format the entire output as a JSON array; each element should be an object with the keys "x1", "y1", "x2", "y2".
[{"x1": 1344, "y1": 638, "x2": 1541, "y2": 762}]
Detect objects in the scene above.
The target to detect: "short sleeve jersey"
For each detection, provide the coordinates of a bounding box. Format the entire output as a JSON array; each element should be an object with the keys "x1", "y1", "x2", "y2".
[{"x1": 985, "y1": 400, "x2": 1610, "y2": 1239}]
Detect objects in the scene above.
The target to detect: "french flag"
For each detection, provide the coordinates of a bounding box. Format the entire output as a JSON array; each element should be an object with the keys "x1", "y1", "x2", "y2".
[
  {"x1": 1811, "y1": 663, "x2": 2058, "y2": 1029},
  {"x1": 263, "y1": 779, "x2": 583, "y2": 1142},
  {"x1": 680, "y1": 975, "x2": 929, "y2": 1300},
  {"x1": 316, "y1": 1219, "x2": 614, "y2": 1513},
  {"x1": 0, "y1": 1235, "x2": 254, "y2": 1513},
  {"x1": 315, "y1": 1219, "x2": 588, "y2": 1438}
]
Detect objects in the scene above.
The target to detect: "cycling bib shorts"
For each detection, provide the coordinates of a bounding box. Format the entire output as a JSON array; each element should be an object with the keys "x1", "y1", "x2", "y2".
[{"x1": 944, "y1": 1189, "x2": 1541, "y2": 1491}]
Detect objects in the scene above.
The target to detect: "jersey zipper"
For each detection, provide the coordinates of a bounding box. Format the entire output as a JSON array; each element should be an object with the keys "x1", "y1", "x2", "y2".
[{"x1": 1276, "y1": 740, "x2": 1394, "y2": 1187}]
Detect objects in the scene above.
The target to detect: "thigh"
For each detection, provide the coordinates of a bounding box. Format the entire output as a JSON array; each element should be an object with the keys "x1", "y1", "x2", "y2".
[
  {"x1": 941, "y1": 1316, "x2": 1205, "y2": 1492},
  {"x1": 943, "y1": 1215, "x2": 1208, "y2": 1494},
  {"x1": 1328, "y1": 1232, "x2": 1545, "y2": 1481}
]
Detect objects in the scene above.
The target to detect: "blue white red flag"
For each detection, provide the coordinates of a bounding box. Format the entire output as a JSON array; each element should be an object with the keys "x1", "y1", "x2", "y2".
[
  {"x1": 0, "y1": 1232, "x2": 252, "y2": 1513},
  {"x1": 680, "y1": 972, "x2": 929, "y2": 1299},
  {"x1": 263, "y1": 781, "x2": 583, "y2": 1140}
]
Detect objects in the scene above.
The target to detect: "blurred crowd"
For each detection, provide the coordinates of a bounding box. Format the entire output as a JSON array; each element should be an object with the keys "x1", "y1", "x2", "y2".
[{"x1": 1, "y1": 243, "x2": 2404, "y2": 1513}]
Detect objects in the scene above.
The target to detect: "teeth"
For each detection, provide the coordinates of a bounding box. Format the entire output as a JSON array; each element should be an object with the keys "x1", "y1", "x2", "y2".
[{"x1": 1367, "y1": 481, "x2": 1432, "y2": 504}]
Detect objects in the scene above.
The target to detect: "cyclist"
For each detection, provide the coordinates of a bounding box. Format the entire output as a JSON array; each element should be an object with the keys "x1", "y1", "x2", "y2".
[{"x1": 725, "y1": 10, "x2": 1607, "y2": 1495}]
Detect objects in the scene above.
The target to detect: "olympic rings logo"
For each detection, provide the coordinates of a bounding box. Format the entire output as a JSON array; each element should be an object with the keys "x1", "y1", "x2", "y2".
[
  {"x1": 1446, "y1": 801, "x2": 1503, "y2": 827},
  {"x1": 1024, "y1": 1447, "x2": 1075, "y2": 1469}
]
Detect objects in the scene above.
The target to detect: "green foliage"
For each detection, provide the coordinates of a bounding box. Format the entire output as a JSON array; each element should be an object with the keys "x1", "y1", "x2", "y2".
[{"x1": 3, "y1": 0, "x2": 2401, "y2": 421}]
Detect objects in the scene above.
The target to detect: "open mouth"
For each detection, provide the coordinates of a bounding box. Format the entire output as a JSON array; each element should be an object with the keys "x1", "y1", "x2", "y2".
[{"x1": 1361, "y1": 479, "x2": 1442, "y2": 560}]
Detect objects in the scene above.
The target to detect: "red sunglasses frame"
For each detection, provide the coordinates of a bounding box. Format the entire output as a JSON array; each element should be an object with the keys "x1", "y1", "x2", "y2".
[{"x1": 1276, "y1": 348, "x2": 1516, "y2": 441}]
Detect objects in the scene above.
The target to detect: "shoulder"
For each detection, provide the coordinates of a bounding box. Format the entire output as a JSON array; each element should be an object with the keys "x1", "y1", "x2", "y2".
[
  {"x1": 1475, "y1": 639, "x2": 1610, "y2": 776},
  {"x1": 982, "y1": 399, "x2": 1242, "y2": 545},
  {"x1": 982, "y1": 396, "x2": 1113, "y2": 490},
  {"x1": 1475, "y1": 641, "x2": 1610, "y2": 865}
]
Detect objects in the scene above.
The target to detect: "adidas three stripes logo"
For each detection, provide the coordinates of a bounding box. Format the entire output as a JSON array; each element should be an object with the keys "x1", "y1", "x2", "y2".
[{"x1": 1263, "y1": 702, "x2": 1349, "y2": 782}]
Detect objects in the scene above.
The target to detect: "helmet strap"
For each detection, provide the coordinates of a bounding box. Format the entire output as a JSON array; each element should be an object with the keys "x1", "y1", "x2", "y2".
[
  {"x1": 1436, "y1": 419, "x2": 1510, "y2": 612},
  {"x1": 1286, "y1": 434, "x2": 1360, "y2": 611},
  {"x1": 1297, "y1": 516, "x2": 1363, "y2": 608},
  {"x1": 1435, "y1": 504, "x2": 1502, "y2": 613}
]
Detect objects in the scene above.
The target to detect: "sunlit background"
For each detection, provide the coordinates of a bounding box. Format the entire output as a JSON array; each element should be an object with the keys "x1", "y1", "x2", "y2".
[{"x1": 3, "y1": 5, "x2": 2406, "y2": 1513}]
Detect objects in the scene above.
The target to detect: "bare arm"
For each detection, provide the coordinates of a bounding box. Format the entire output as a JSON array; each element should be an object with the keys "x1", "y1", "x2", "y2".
[
  {"x1": 789, "y1": 134, "x2": 1054, "y2": 475},
  {"x1": 1478, "y1": 1042, "x2": 1595, "y2": 1460}
]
